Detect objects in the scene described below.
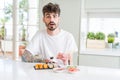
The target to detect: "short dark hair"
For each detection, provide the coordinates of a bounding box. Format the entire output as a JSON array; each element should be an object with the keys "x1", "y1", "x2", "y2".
[{"x1": 42, "y1": 2, "x2": 61, "y2": 16}]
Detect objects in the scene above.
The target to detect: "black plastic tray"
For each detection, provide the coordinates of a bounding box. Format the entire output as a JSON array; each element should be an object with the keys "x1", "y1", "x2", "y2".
[{"x1": 34, "y1": 66, "x2": 53, "y2": 70}]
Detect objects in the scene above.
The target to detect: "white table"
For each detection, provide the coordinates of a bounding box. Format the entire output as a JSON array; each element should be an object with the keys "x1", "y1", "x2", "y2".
[{"x1": 0, "y1": 59, "x2": 120, "y2": 80}]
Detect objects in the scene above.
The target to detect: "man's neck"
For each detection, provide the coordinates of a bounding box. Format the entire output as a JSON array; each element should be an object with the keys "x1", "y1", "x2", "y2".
[{"x1": 47, "y1": 28, "x2": 61, "y2": 36}]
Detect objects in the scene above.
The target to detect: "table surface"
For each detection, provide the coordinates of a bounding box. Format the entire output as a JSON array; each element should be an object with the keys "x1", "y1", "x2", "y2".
[{"x1": 0, "y1": 59, "x2": 120, "y2": 80}]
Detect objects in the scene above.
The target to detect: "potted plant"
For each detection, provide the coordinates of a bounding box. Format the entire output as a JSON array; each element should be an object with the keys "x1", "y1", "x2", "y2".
[
  {"x1": 19, "y1": 25, "x2": 26, "y2": 41},
  {"x1": 19, "y1": 0, "x2": 28, "y2": 41},
  {"x1": 107, "y1": 33, "x2": 115, "y2": 48},
  {"x1": 86, "y1": 32, "x2": 106, "y2": 48},
  {"x1": 107, "y1": 33, "x2": 115, "y2": 43},
  {"x1": 87, "y1": 32, "x2": 96, "y2": 40},
  {"x1": 0, "y1": 19, "x2": 7, "y2": 40},
  {"x1": 95, "y1": 32, "x2": 105, "y2": 40},
  {"x1": 0, "y1": 4, "x2": 12, "y2": 40}
]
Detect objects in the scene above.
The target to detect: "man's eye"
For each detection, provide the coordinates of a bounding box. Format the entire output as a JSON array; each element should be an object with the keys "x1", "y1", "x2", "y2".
[
  {"x1": 46, "y1": 16, "x2": 50, "y2": 18},
  {"x1": 53, "y1": 15, "x2": 57, "y2": 18}
]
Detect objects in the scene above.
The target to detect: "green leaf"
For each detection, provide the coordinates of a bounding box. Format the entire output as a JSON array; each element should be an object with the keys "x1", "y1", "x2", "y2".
[
  {"x1": 95, "y1": 32, "x2": 105, "y2": 40},
  {"x1": 87, "y1": 32, "x2": 96, "y2": 40}
]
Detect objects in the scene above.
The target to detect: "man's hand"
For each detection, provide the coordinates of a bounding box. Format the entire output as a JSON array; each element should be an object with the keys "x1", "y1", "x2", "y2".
[{"x1": 56, "y1": 52, "x2": 68, "y2": 65}]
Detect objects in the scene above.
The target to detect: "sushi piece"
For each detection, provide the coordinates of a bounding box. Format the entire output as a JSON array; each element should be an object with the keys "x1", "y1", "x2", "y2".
[
  {"x1": 35, "y1": 64, "x2": 39, "y2": 69},
  {"x1": 53, "y1": 63, "x2": 58, "y2": 68},
  {"x1": 43, "y1": 64, "x2": 48, "y2": 69},
  {"x1": 39, "y1": 64, "x2": 43, "y2": 69},
  {"x1": 48, "y1": 63, "x2": 54, "y2": 69}
]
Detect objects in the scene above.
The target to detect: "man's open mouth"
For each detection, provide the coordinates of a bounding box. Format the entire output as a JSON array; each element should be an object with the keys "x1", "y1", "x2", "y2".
[{"x1": 49, "y1": 22, "x2": 55, "y2": 25}]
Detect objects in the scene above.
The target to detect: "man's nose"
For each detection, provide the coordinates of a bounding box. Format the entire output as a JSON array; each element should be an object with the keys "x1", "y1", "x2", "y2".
[{"x1": 50, "y1": 17, "x2": 54, "y2": 21}]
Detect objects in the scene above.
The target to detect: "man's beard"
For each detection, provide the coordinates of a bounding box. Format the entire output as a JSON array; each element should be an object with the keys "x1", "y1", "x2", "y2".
[
  {"x1": 48, "y1": 26, "x2": 56, "y2": 31},
  {"x1": 46, "y1": 22, "x2": 57, "y2": 31}
]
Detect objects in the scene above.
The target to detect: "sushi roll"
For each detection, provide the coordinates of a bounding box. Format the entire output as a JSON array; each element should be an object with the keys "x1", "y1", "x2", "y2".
[
  {"x1": 48, "y1": 63, "x2": 54, "y2": 69},
  {"x1": 39, "y1": 63, "x2": 43, "y2": 69},
  {"x1": 43, "y1": 63, "x2": 48, "y2": 69},
  {"x1": 53, "y1": 63, "x2": 58, "y2": 68},
  {"x1": 35, "y1": 64, "x2": 39, "y2": 69}
]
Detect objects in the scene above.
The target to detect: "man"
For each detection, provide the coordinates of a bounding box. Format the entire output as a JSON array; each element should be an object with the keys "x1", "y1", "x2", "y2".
[{"x1": 21, "y1": 2, "x2": 78, "y2": 65}]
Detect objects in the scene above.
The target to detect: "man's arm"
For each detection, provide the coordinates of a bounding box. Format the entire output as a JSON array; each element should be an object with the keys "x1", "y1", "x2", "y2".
[
  {"x1": 21, "y1": 50, "x2": 46, "y2": 63},
  {"x1": 21, "y1": 50, "x2": 34, "y2": 62}
]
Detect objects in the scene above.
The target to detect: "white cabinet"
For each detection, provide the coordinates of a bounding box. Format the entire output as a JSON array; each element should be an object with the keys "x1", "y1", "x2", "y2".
[
  {"x1": 79, "y1": 54, "x2": 120, "y2": 68},
  {"x1": 79, "y1": 50, "x2": 120, "y2": 68}
]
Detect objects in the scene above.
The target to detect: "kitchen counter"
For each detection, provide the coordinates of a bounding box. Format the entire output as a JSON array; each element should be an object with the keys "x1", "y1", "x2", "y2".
[
  {"x1": 0, "y1": 59, "x2": 120, "y2": 80},
  {"x1": 81, "y1": 48, "x2": 120, "y2": 56},
  {"x1": 79, "y1": 48, "x2": 120, "y2": 68}
]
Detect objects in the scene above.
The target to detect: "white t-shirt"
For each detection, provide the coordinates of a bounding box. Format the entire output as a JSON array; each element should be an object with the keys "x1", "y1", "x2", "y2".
[{"x1": 26, "y1": 29, "x2": 78, "y2": 59}]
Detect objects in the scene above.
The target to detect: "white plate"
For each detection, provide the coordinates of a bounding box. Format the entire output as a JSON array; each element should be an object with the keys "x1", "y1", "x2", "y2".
[{"x1": 53, "y1": 68, "x2": 65, "y2": 73}]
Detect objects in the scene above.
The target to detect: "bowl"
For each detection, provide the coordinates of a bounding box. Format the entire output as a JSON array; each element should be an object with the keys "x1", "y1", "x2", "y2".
[{"x1": 66, "y1": 65, "x2": 80, "y2": 74}]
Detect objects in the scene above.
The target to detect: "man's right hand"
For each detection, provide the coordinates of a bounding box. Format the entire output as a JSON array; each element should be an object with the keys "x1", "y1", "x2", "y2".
[{"x1": 56, "y1": 52, "x2": 68, "y2": 65}]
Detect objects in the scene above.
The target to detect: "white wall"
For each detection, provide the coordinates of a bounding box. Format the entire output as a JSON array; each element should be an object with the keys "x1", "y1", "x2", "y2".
[
  {"x1": 85, "y1": 0, "x2": 120, "y2": 9},
  {"x1": 85, "y1": 0, "x2": 120, "y2": 12}
]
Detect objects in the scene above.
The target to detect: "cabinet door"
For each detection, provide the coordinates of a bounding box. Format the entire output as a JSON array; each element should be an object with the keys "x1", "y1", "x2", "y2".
[{"x1": 79, "y1": 54, "x2": 120, "y2": 68}]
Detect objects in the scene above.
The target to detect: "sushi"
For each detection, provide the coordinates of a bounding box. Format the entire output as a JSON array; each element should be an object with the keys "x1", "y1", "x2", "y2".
[
  {"x1": 43, "y1": 64, "x2": 48, "y2": 69},
  {"x1": 48, "y1": 63, "x2": 54, "y2": 69}
]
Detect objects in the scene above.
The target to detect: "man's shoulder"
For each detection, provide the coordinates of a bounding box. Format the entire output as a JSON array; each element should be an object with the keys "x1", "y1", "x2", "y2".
[
  {"x1": 32, "y1": 29, "x2": 46, "y2": 40},
  {"x1": 61, "y1": 29, "x2": 73, "y2": 36},
  {"x1": 35, "y1": 29, "x2": 46, "y2": 35}
]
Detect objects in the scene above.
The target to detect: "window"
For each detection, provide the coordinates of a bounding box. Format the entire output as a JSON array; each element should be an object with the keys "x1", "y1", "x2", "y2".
[
  {"x1": 88, "y1": 12, "x2": 120, "y2": 38},
  {"x1": 0, "y1": 0, "x2": 13, "y2": 40},
  {"x1": 0, "y1": 0, "x2": 13, "y2": 58},
  {"x1": 80, "y1": 12, "x2": 120, "y2": 50},
  {"x1": 0, "y1": 0, "x2": 40, "y2": 59}
]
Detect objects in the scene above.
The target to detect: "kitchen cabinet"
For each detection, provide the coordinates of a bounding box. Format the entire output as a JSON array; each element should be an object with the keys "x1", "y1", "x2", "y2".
[{"x1": 79, "y1": 49, "x2": 120, "y2": 68}]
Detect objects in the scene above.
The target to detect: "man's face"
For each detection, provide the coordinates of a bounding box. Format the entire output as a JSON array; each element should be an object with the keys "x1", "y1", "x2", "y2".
[{"x1": 43, "y1": 12, "x2": 60, "y2": 31}]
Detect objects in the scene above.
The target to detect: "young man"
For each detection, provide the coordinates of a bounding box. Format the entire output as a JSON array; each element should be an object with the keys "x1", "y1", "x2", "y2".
[{"x1": 21, "y1": 2, "x2": 78, "y2": 65}]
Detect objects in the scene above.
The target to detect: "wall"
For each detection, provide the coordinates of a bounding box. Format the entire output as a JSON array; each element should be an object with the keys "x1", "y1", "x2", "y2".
[
  {"x1": 85, "y1": 0, "x2": 120, "y2": 12},
  {"x1": 85, "y1": 0, "x2": 120, "y2": 9}
]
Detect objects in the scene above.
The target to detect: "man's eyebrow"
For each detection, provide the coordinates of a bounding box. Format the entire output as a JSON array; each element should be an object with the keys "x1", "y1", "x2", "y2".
[{"x1": 45, "y1": 13, "x2": 50, "y2": 15}]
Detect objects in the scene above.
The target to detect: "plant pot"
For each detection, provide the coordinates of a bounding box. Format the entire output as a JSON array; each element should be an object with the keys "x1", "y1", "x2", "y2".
[
  {"x1": 107, "y1": 43, "x2": 113, "y2": 48},
  {"x1": 86, "y1": 39, "x2": 106, "y2": 49},
  {"x1": 108, "y1": 37, "x2": 114, "y2": 43}
]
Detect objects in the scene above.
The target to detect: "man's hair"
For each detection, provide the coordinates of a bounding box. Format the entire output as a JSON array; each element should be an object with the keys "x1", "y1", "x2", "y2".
[{"x1": 42, "y1": 2, "x2": 61, "y2": 16}]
